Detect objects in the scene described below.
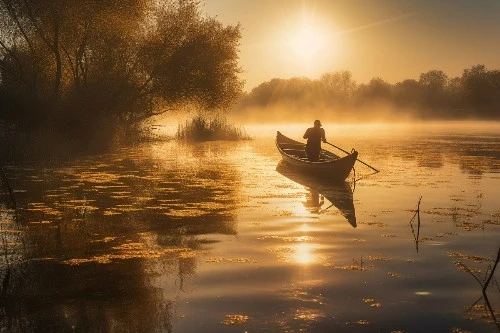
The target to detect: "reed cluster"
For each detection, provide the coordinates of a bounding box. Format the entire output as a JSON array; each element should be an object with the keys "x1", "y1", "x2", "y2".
[{"x1": 176, "y1": 115, "x2": 252, "y2": 141}]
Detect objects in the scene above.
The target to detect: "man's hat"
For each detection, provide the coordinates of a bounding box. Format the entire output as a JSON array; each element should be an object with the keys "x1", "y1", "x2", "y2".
[{"x1": 314, "y1": 120, "x2": 322, "y2": 126}]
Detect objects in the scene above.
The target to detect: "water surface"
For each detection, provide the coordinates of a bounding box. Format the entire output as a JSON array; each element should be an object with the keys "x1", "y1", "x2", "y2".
[{"x1": 1, "y1": 122, "x2": 499, "y2": 332}]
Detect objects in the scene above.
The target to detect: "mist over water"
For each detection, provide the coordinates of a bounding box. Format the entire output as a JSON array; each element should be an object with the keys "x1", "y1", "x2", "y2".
[{"x1": 1, "y1": 121, "x2": 499, "y2": 332}]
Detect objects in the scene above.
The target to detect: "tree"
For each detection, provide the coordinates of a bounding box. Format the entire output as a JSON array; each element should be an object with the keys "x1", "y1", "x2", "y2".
[
  {"x1": 393, "y1": 79, "x2": 421, "y2": 107},
  {"x1": 354, "y1": 77, "x2": 392, "y2": 104},
  {"x1": 0, "y1": 0, "x2": 243, "y2": 145},
  {"x1": 461, "y1": 65, "x2": 500, "y2": 116},
  {"x1": 320, "y1": 70, "x2": 356, "y2": 104},
  {"x1": 418, "y1": 70, "x2": 449, "y2": 111}
]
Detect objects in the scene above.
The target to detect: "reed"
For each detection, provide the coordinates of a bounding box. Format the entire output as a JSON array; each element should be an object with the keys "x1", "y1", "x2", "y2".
[{"x1": 176, "y1": 115, "x2": 252, "y2": 141}]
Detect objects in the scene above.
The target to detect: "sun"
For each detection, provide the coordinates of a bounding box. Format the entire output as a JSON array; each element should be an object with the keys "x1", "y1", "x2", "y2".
[
  {"x1": 282, "y1": 11, "x2": 335, "y2": 68},
  {"x1": 289, "y1": 23, "x2": 324, "y2": 60}
]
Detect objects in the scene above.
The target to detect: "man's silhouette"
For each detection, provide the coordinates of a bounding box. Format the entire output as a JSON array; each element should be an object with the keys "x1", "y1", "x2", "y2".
[{"x1": 303, "y1": 120, "x2": 326, "y2": 161}]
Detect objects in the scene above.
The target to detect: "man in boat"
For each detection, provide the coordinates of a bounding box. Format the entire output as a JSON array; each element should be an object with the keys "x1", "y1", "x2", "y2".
[{"x1": 303, "y1": 120, "x2": 327, "y2": 161}]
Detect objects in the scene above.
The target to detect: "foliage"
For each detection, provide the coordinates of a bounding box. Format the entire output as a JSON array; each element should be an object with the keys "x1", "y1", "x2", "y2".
[
  {"x1": 238, "y1": 66, "x2": 500, "y2": 120},
  {"x1": 0, "y1": 0, "x2": 243, "y2": 148},
  {"x1": 176, "y1": 114, "x2": 251, "y2": 141}
]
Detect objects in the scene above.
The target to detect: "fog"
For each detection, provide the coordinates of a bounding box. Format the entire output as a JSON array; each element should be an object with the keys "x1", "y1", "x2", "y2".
[{"x1": 228, "y1": 102, "x2": 419, "y2": 124}]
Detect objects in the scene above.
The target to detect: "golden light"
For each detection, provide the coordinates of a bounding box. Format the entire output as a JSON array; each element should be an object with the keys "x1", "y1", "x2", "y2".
[
  {"x1": 294, "y1": 242, "x2": 315, "y2": 265},
  {"x1": 279, "y1": 11, "x2": 338, "y2": 74},
  {"x1": 289, "y1": 23, "x2": 325, "y2": 60}
]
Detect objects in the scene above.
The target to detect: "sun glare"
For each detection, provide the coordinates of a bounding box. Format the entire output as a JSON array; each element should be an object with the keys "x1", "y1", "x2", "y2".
[
  {"x1": 281, "y1": 11, "x2": 336, "y2": 72},
  {"x1": 289, "y1": 24, "x2": 324, "y2": 60}
]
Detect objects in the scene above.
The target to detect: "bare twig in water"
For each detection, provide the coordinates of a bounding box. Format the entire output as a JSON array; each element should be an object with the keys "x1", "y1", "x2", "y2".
[
  {"x1": 483, "y1": 247, "x2": 500, "y2": 293},
  {"x1": 459, "y1": 246, "x2": 500, "y2": 330},
  {"x1": 409, "y1": 196, "x2": 422, "y2": 253},
  {"x1": 457, "y1": 262, "x2": 485, "y2": 287}
]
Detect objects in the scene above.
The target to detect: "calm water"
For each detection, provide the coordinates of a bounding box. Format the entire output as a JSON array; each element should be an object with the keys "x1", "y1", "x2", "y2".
[{"x1": 1, "y1": 122, "x2": 499, "y2": 332}]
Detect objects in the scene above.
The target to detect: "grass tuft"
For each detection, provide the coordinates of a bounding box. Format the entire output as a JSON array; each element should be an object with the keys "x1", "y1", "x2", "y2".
[{"x1": 176, "y1": 115, "x2": 252, "y2": 141}]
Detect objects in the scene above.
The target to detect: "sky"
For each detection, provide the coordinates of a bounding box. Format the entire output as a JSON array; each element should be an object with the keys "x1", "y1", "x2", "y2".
[{"x1": 202, "y1": 0, "x2": 500, "y2": 92}]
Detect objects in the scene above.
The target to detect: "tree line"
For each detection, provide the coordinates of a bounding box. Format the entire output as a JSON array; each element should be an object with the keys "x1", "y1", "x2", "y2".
[
  {"x1": 238, "y1": 65, "x2": 500, "y2": 120},
  {"x1": 0, "y1": 0, "x2": 243, "y2": 150}
]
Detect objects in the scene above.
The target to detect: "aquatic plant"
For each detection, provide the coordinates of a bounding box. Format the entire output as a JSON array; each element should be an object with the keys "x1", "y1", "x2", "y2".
[{"x1": 176, "y1": 114, "x2": 252, "y2": 141}]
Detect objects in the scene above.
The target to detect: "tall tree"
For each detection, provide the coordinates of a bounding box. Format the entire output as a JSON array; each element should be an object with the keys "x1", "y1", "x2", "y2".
[{"x1": 0, "y1": 0, "x2": 243, "y2": 143}]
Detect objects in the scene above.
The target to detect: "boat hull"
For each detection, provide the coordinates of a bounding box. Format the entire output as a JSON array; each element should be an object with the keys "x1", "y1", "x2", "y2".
[
  {"x1": 276, "y1": 131, "x2": 358, "y2": 182},
  {"x1": 276, "y1": 161, "x2": 357, "y2": 227}
]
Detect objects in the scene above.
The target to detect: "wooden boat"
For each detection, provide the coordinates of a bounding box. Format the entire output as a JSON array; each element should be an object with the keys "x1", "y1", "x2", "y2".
[
  {"x1": 276, "y1": 131, "x2": 358, "y2": 182},
  {"x1": 276, "y1": 161, "x2": 357, "y2": 227}
]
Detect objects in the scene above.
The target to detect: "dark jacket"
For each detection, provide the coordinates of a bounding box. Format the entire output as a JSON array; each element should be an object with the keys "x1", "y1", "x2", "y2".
[{"x1": 303, "y1": 127, "x2": 326, "y2": 149}]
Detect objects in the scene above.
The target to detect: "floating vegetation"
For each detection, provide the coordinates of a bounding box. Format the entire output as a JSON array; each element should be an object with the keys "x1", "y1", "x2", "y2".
[
  {"x1": 368, "y1": 255, "x2": 390, "y2": 261},
  {"x1": 360, "y1": 222, "x2": 387, "y2": 227},
  {"x1": 294, "y1": 308, "x2": 325, "y2": 321},
  {"x1": 484, "y1": 220, "x2": 500, "y2": 226},
  {"x1": 387, "y1": 272, "x2": 402, "y2": 278},
  {"x1": 455, "y1": 221, "x2": 483, "y2": 231},
  {"x1": 267, "y1": 246, "x2": 294, "y2": 253},
  {"x1": 362, "y1": 298, "x2": 382, "y2": 308},
  {"x1": 274, "y1": 210, "x2": 294, "y2": 217},
  {"x1": 447, "y1": 252, "x2": 492, "y2": 263},
  {"x1": 324, "y1": 258, "x2": 373, "y2": 271},
  {"x1": 178, "y1": 250, "x2": 207, "y2": 259},
  {"x1": 348, "y1": 320, "x2": 369, "y2": 325},
  {"x1": 62, "y1": 243, "x2": 203, "y2": 265},
  {"x1": 221, "y1": 314, "x2": 249, "y2": 325},
  {"x1": 206, "y1": 257, "x2": 256, "y2": 264},
  {"x1": 257, "y1": 235, "x2": 315, "y2": 242}
]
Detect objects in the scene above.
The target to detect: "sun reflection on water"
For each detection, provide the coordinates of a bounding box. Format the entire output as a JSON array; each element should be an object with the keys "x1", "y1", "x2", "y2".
[{"x1": 293, "y1": 242, "x2": 315, "y2": 265}]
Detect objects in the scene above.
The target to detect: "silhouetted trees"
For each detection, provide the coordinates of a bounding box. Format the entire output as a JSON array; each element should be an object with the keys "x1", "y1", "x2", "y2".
[
  {"x1": 238, "y1": 65, "x2": 500, "y2": 120},
  {"x1": 0, "y1": 0, "x2": 243, "y2": 148}
]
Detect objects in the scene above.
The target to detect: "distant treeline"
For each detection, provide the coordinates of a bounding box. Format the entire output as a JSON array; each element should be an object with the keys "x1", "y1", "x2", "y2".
[
  {"x1": 237, "y1": 65, "x2": 500, "y2": 120},
  {"x1": 0, "y1": 0, "x2": 242, "y2": 151}
]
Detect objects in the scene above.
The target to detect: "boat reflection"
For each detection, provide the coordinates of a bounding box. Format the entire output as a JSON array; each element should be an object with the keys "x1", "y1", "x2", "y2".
[{"x1": 276, "y1": 161, "x2": 357, "y2": 228}]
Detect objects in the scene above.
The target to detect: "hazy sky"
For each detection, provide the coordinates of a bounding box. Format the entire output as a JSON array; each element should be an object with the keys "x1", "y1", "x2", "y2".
[{"x1": 202, "y1": 0, "x2": 500, "y2": 91}]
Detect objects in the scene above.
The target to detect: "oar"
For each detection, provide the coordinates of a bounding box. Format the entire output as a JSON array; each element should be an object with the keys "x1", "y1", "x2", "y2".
[{"x1": 324, "y1": 141, "x2": 379, "y2": 172}]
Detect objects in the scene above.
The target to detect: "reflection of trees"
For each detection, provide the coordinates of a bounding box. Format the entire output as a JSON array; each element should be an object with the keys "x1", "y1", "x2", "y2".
[
  {"x1": 0, "y1": 147, "x2": 240, "y2": 332},
  {"x1": 392, "y1": 135, "x2": 499, "y2": 176}
]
